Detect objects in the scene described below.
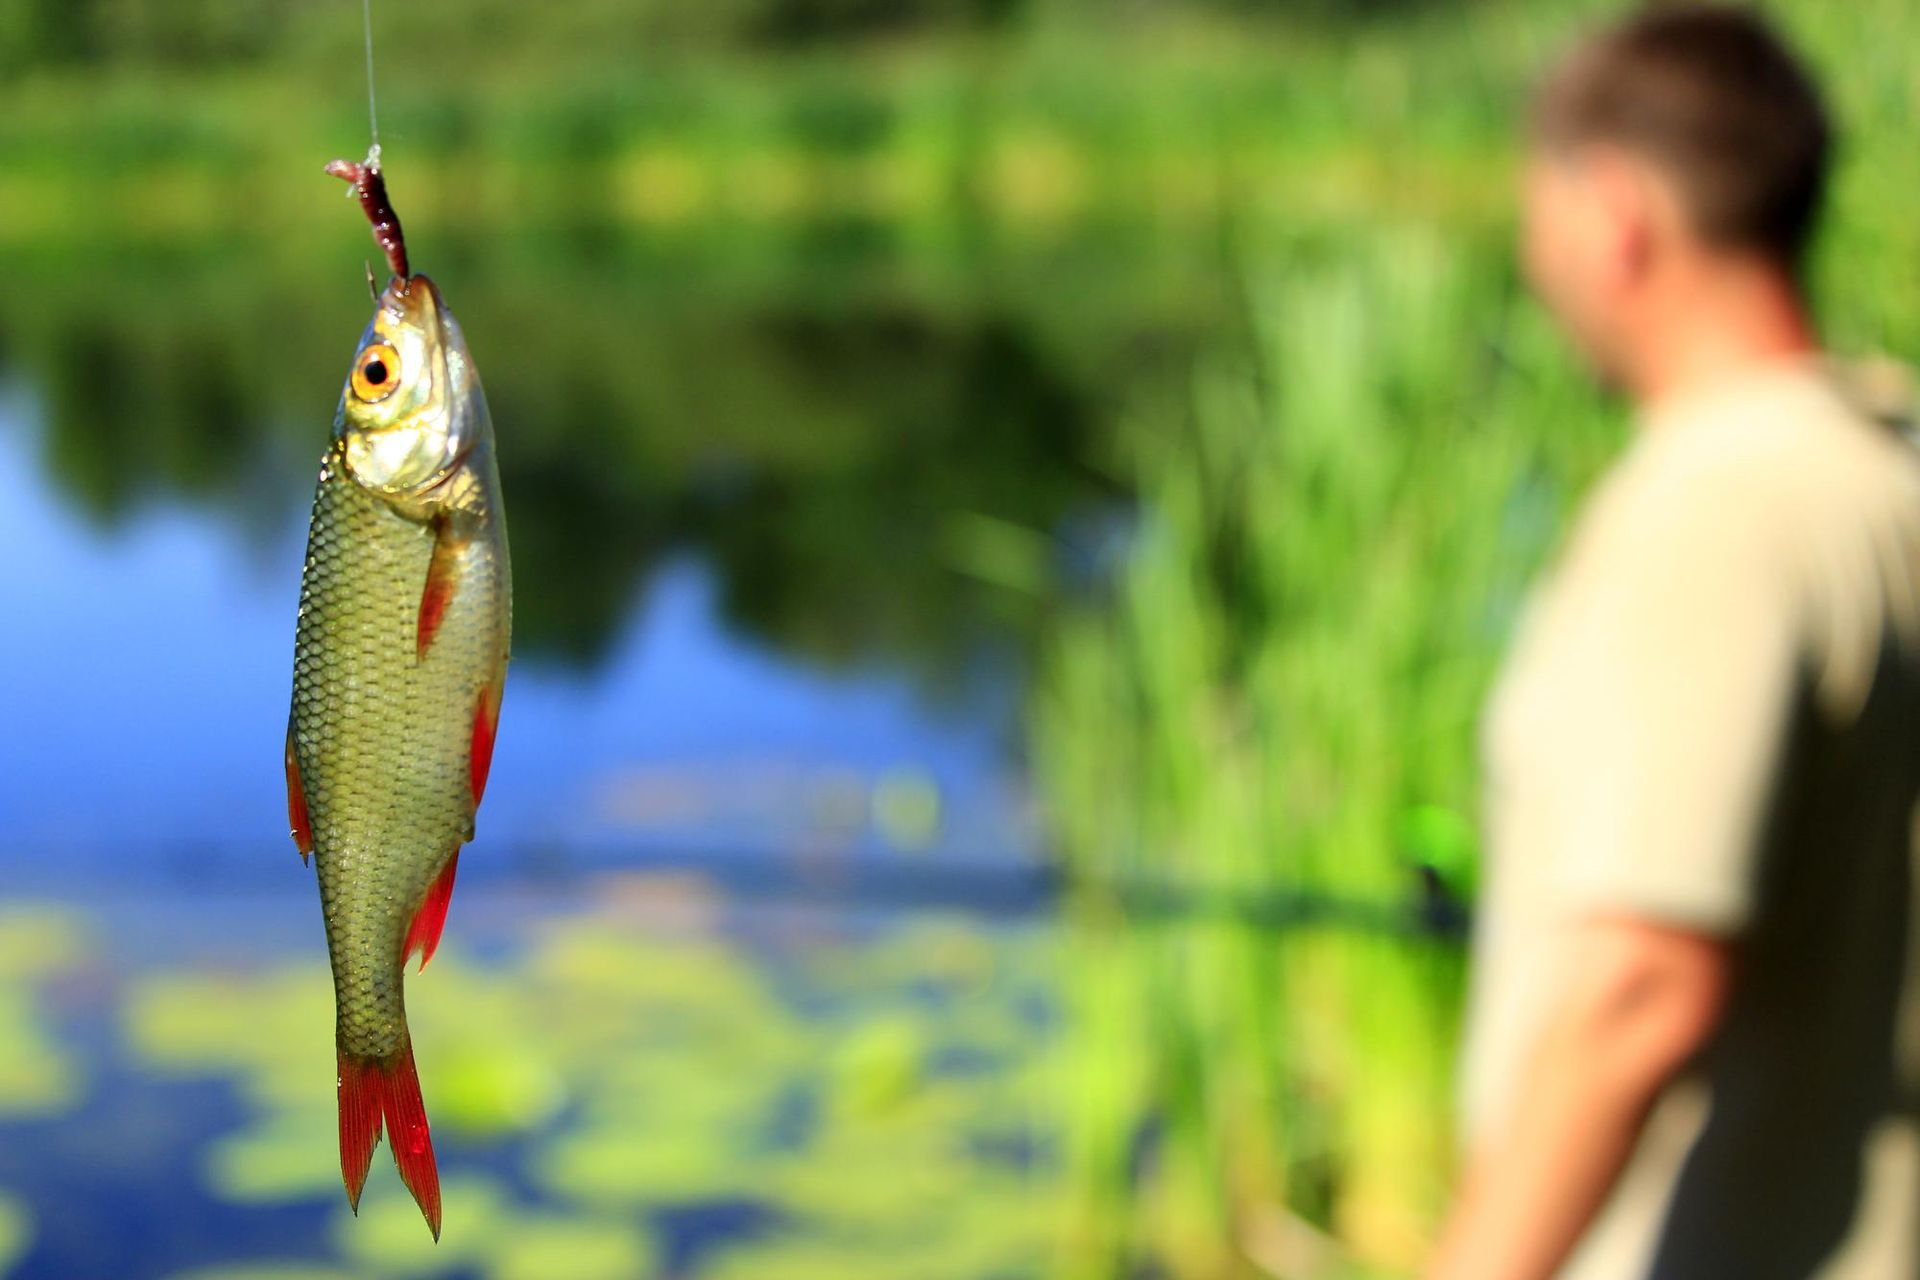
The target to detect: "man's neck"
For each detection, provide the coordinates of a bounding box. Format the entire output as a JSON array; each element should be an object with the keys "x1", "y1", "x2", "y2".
[{"x1": 1630, "y1": 262, "x2": 1820, "y2": 421}]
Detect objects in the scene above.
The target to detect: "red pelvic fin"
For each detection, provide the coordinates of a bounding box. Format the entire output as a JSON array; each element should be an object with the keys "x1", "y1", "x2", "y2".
[
  {"x1": 337, "y1": 1043, "x2": 442, "y2": 1240},
  {"x1": 403, "y1": 852, "x2": 459, "y2": 973},
  {"x1": 469, "y1": 681, "x2": 503, "y2": 807},
  {"x1": 417, "y1": 523, "x2": 460, "y2": 661},
  {"x1": 285, "y1": 728, "x2": 314, "y2": 865}
]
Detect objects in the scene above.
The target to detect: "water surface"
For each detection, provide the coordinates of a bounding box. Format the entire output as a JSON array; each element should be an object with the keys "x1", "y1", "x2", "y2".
[{"x1": 0, "y1": 233, "x2": 1225, "y2": 1277}]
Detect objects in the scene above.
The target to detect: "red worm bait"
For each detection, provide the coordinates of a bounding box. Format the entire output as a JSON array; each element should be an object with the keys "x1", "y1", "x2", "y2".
[{"x1": 325, "y1": 156, "x2": 410, "y2": 282}]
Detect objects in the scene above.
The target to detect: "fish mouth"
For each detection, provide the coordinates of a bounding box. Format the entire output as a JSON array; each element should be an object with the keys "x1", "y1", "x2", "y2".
[{"x1": 381, "y1": 273, "x2": 448, "y2": 343}]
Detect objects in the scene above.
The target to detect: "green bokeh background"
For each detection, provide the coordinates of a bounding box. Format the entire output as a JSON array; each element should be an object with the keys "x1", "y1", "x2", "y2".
[{"x1": 4, "y1": 0, "x2": 1916, "y2": 1276}]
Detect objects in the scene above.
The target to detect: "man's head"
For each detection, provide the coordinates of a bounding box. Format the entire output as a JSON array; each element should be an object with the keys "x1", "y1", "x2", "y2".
[{"x1": 1523, "y1": 6, "x2": 1830, "y2": 389}]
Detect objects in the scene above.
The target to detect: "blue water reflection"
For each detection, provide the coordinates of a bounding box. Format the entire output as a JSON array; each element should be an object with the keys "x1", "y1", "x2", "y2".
[{"x1": 0, "y1": 389, "x2": 1033, "y2": 881}]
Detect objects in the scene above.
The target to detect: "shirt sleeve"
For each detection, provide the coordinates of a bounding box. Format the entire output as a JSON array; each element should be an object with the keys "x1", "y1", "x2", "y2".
[{"x1": 1539, "y1": 465, "x2": 1804, "y2": 933}]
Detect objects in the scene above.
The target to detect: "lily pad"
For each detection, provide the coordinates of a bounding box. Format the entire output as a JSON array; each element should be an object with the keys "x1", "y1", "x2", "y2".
[
  {"x1": 206, "y1": 1110, "x2": 339, "y2": 1203},
  {"x1": 429, "y1": 1037, "x2": 565, "y2": 1138},
  {"x1": 482, "y1": 1213, "x2": 655, "y2": 1280},
  {"x1": 332, "y1": 1174, "x2": 510, "y2": 1275},
  {"x1": 0, "y1": 988, "x2": 79, "y2": 1117},
  {"x1": 0, "y1": 1193, "x2": 31, "y2": 1274},
  {"x1": 0, "y1": 907, "x2": 84, "y2": 980},
  {"x1": 165, "y1": 1267, "x2": 356, "y2": 1280},
  {"x1": 533, "y1": 1123, "x2": 756, "y2": 1206}
]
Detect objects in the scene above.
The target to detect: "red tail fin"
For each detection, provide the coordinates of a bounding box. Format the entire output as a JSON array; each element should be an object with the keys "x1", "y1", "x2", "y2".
[
  {"x1": 338, "y1": 1055, "x2": 382, "y2": 1210},
  {"x1": 338, "y1": 1043, "x2": 443, "y2": 1239}
]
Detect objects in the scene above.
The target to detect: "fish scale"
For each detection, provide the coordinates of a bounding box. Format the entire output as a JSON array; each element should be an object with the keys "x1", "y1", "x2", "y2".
[{"x1": 292, "y1": 447, "x2": 500, "y2": 1058}]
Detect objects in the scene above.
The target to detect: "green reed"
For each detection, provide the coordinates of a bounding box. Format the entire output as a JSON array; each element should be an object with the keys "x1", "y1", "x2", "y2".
[{"x1": 1035, "y1": 224, "x2": 1618, "y2": 1276}]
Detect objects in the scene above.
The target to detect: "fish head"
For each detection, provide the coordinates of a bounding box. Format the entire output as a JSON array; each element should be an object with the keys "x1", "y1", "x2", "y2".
[{"x1": 335, "y1": 274, "x2": 487, "y2": 497}]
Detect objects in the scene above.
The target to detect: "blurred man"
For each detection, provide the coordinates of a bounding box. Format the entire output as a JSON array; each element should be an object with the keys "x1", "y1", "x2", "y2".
[{"x1": 1430, "y1": 7, "x2": 1920, "y2": 1279}]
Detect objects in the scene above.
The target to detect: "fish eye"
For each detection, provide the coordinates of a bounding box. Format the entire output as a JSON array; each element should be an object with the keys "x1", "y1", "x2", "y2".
[{"x1": 352, "y1": 342, "x2": 402, "y2": 403}]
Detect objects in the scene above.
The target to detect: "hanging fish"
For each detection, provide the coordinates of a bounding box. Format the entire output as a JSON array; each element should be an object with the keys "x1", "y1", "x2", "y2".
[{"x1": 284, "y1": 156, "x2": 510, "y2": 1239}]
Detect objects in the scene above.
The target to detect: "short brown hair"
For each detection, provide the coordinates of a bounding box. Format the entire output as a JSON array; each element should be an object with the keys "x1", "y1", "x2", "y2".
[{"x1": 1533, "y1": 4, "x2": 1831, "y2": 269}]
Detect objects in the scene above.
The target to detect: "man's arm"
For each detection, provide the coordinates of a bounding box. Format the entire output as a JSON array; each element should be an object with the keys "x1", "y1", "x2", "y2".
[{"x1": 1427, "y1": 918, "x2": 1730, "y2": 1280}]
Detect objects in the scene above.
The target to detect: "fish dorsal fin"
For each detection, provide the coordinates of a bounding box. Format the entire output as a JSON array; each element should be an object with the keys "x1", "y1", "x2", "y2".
[{"x1": 285, "y1": 726, "x2": 314, "y2": 865}]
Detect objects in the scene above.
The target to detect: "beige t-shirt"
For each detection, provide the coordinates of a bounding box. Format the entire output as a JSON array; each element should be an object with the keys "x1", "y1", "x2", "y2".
[{"x1": 1462, "y1": 359, "x2": 1920, "y2": 1279}]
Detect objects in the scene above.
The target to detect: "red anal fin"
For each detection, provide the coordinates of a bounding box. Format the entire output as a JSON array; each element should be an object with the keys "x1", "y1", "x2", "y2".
[
  {"x1": 417, "y1": 521, "x2": 460, "y2": 661},
  {"x1": 285, "y1": 728, "x2": 314, "y2": 866},
  {"x1": 469, "y1": 679, "x2": 503, "y2": 807},
  {"x1": 403, "y1": 852, "x2": 459, "y2": 973},
  {"x1": 337, "y1": 1043, "x2": 442, "y2": 1240}
]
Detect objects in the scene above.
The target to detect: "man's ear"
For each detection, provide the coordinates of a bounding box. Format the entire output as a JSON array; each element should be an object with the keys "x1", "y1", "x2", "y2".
[{"x1": 1581, "y1": 145, "x2": 1660, "y2": 286}]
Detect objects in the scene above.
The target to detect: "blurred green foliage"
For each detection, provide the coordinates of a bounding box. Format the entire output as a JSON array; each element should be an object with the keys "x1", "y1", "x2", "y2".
[
  {"x1": 1040, "y1": 228, "x2": 1592, "y2": 1277},
  {"x1": 2, "y1": 0, "x2": 1267, "y2": 681},
  {"x1": 2, "y1": 0, "x2": 1028, "y2": 69},
  {"x1": 1032, "y1": 1, "x2": 1920, "y2": 1275},
  {"x1": 0, "y1": 0, "x2": 1568, "y2": 684}
]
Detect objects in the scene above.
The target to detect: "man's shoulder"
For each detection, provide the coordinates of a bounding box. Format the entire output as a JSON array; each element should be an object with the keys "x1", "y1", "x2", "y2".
[
  {"x1": 1551, "y1": 364, "x2": 1920, "y2": 610},
  {"x1": 1613, "y1": 363, "x2": 1920, "y2": 530}
]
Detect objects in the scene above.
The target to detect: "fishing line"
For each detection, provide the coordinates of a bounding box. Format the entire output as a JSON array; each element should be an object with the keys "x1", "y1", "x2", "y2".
[
  {"x1": 361, "y1": 0, "x2": 381, "y2": 169},
  {"x1": 329, "y1": 0, "x2": 407, "y2": 289}
]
